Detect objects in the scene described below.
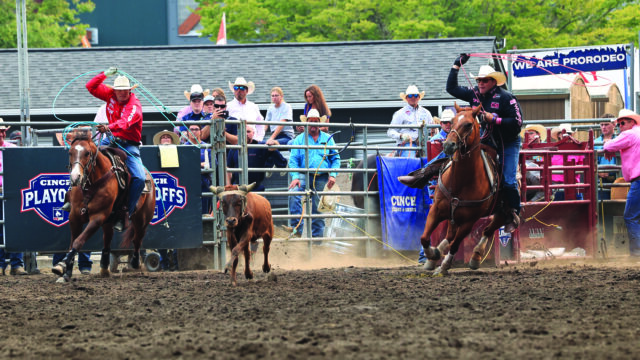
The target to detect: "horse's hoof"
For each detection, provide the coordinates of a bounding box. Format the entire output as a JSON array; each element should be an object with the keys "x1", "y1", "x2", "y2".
[
  {"x1": 433, "y1": 266, "x2": 448, "y2": 276},
  {"x1": 100, "y1": 269, "x2": 110, "y2": 277},
  {"x1": 51, "y1": 264, "x2": 66, "y2": 277},
  {"x1": 423, "y1": 259, "x2": 437, "y2": 271},
  {"x1": 263, "y1": 264, "x2": 271, "y2": 273},
  {"x1": 246, "y1": 272, "x2": 254, "y2": 280},
  {"x1": 469, "y1": 258, "x2": 480, "y2": 270},
  {"x1": 55, "y1": 277, "x2": 67, "y2": 283}
]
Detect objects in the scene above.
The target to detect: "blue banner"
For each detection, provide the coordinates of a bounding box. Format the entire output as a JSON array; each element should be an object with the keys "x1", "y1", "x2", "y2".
[
  {"x1": 377, "y1": 157, "x2": 431, "y2": 251},
  {"x1": 512, "y1": 46, "x2": 627, "y2": 77}
]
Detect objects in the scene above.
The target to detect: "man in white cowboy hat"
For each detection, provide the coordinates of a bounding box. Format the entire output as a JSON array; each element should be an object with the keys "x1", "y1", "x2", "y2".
[
  {"x1": 388, "y1": 85, "x2": 433, "y2": 157},
  {"x1": 604, "y1": 109, "x2": 640, "y2": 257},
  {"x1": 446, "y1": 54, "x2": 524, "y2": 232},
  {"x1": 430, "y1": 108, "x2": 455, "y2": 142},
  {"x1": 86, "y1": 66, "x2": 147, "y2": 232},
  {"x1": 287, "y1": 109, "x2": 340, "y2": 240},
  {"x1": 227, "y1": 77, "x2": 265, "y2": 141}
]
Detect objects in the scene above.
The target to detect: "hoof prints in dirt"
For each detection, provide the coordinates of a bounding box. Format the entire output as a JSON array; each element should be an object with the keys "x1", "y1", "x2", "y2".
[{"x1": 1, "y1": 264, "x2": 639, "y2": 359}]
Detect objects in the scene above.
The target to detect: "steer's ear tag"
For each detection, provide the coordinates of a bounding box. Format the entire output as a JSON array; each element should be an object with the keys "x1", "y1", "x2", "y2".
[{"x1": 159, "y1": 145, "x2": 179, "y2": 168}]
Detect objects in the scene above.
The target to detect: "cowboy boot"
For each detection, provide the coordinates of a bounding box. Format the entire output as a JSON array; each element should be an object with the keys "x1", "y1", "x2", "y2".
[
  {"x1": 503, "y1": 187, "x2": 521, "y2": 233},
  {"x1": 398, "y1": 157, "x2": 449, "y2": 189}
]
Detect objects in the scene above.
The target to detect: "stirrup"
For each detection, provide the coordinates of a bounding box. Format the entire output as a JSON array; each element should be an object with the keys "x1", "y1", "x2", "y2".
[
  {"x1": 61, "y1": 202, "x2": 71, "y2": 212},
  {"x1": 114, "y1": 218, "x2": 125, "y2": 232}
]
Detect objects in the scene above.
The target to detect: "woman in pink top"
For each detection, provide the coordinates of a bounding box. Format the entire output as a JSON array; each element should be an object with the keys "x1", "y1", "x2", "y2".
[{"x1": 604, "y1": 109, "x2": 640, "y2": 256}]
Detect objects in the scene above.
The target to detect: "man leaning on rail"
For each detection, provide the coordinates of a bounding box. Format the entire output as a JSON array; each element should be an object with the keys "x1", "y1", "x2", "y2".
[{"x1": 603, "y1": 109, "x2": 640, "y2": 257}]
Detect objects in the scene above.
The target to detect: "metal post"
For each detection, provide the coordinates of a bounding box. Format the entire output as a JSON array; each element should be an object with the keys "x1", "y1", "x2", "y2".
[{"x1": 16, "y1": 0, "x2": 31, "y2": 146}]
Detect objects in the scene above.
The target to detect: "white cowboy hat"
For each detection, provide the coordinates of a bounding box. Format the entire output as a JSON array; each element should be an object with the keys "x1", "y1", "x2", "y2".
[
  {"x1": 109, "y1": 75, "x2": 138, "y2": 90},
  {"x1": 617, "y1": 108, "x2": 640, "y2": 125},
  {"x1": 299, "y1": 108, "x2": 328, "y2": 123},
  {"x1": 440, "y1": 109, "x2": 455, "y2": 122},
  {"x1": 399, "y1": 85, "x2": 425, "y2": 102},
  {"x1": 520, "y1": 124, "x2": 547, "y2": 142},
  {"x1": 551, "y1": 123, "x2": 573, "y2": 140},
  {"x1": 228, "y1": 77, "x2": 255, "y2": 95},
  {"x1": 0, "y1": 117, "x2": 9, "y2": 130},
  {"x1": 472, "y1": 65, "x2": 506, "y2": 86},
  {"x1": 153, "y1": 130, "x2": 180, "y2": 145},
  {"x1": 184, "y1": 84, "x2": 210, "y2": 100}
]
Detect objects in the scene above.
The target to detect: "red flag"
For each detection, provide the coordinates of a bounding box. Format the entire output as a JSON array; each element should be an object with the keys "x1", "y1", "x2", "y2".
[{"x1": 216, "y1": 13, "x2": 226, "y2": 45}]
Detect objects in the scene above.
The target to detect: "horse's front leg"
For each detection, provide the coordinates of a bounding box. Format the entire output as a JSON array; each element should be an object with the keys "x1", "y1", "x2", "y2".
[
  {"x1": 99, "y1": 224, "x2": 114, "y2": 277},
  {"x1": 421, "y1": 202, "x2": 447, "y2": 263},
  {"x1": 434, "y1": 222, "x2": 474, "y2": 276}
]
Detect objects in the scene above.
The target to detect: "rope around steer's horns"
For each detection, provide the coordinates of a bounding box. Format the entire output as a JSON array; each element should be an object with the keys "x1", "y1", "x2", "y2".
[{"x1": 210, "y1": 182, "x2": 258, "y2": 198}]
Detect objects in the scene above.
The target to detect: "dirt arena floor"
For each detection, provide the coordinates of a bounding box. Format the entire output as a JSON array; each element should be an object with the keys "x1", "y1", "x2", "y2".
[{"x1": 2, "y1": 239, "x2": 640, "y2": 360}]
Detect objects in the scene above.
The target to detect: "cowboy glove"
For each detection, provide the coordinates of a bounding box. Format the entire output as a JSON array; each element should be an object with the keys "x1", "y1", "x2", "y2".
[
  {"x1": 453, "y1": 53, "x2": 470, "y2": 67},
  {"x1": 401, "y1": 134, "x2": 412, "y2": 143},
  {"x1": 104, "y1": 67, "x2": 118, "y2": 77},
  {"x1": 483, "y1": 112, "x2": 497, "y2": 124}
]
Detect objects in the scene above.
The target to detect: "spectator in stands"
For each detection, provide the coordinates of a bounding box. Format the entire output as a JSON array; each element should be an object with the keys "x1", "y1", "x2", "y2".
[
  {"x1": 227, "y1": 124, "x2": 287, "y2": 191},
  {"x1": 227, "y1": 77, "x2": 265, "y2": 141},
  {"x1": 604, "y1": 109, "x2": 640, "y2": 257},
  {"x1": 176, "y1": 84, "x2": 210, "y2": 120},
  {"x1": 595, "y1": 113, "x2": 617, "y2": 200},
  {"x1": 520, "y1": 124, "x2": 547, "y2": 145},
  {"x1": 265, "y1": 87, "x2": 294, "y2": 145},
  {"x1": 446, "y1": 57, "x2": 523, "y2": 232},
  {"x1": 177, "y1": 91, "x2": 210, "y2": 144},
  {"x1": 8, "y1": 130, "x2": 22, "y2": 146},
  {"x1": 303, "y1": 85, "x2": 331, "y2": 133},
  {"x1": 430, "y1": 108, "x2": 454, "y2": 142},
  {"x1": 0, "y1": 118, "x2": 26, "y2": 275},
  {"x1": 388, "y1": 85, "x2": 434, "y2": 158},
  {"x1": 288, "y1": 109, "x2": 340, "y2": 240}
]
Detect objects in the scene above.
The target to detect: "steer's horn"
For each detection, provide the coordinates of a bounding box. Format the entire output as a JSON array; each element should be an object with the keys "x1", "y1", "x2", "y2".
[
  {"x1": 209, "y1": 185, "x2": 225, "y2": 196},
  {"x1": 245, "y1": 182, "x2": 257, "y2": 193}
]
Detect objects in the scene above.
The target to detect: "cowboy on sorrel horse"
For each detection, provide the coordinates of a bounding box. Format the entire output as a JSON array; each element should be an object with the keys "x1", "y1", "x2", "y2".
[
  {"x1": 399, "y1": 104, "x2": 510, "y2": 275},
  {"x1": 52, "y1": 130, "x2": 155, "y2": 281}
]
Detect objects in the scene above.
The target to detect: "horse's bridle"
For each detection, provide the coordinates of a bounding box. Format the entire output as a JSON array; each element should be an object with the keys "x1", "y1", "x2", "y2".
[
  {"x1": 69, "y1": 139, "x2": 98, "y2": 190},
  {"x1": 448, "y1": 117, "x2": 481, "y2": 160}
]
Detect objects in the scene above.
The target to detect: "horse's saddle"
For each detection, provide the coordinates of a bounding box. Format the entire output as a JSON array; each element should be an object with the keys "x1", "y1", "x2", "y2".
[
  {"x1": 100, "y1": 146, "x2": 129, "y2": 191},
  {"x1": 100, "y1": 146, "x2": 152, "y2": 193}
]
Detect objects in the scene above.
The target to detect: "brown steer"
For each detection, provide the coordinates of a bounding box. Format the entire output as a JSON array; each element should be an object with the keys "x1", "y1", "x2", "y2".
[{"x1": 211, "y1": 183, "x2": 273, "y2": 286}]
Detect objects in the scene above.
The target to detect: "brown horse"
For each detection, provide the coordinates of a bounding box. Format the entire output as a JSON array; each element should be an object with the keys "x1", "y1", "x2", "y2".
[
  {"x1": 52, "y1": 131, "x2": 155, "y2": 281},
  {"x1": 419, "y1": 104, "x2": 507, "y2": 275}
]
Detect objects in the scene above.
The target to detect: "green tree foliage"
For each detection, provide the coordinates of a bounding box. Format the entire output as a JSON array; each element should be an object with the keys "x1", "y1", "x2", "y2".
[
  {"x1": 0, "y1": 0, "x2": 95, "y2": 48},
  {"x1": 196, "y1": 0, "x2": 639, "y2": 48}
]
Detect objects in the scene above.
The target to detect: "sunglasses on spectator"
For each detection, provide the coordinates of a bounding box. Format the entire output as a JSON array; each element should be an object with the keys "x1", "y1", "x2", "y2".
[
  {"x1": 600, "y1": 123, "x2": 613, "y2": 126},
  {"x1": 406, "y1": 94, "x2": 420, "y2": 99},
  {"x1": 233, "y1": 86, "x2": 248, "y2": 91},
  {"x1": 617, "y1": 120, "x2": 631, "y2": 127},
  {"x1": 189, "y1": 128, "x2": 201, "y2": 133},
  {"x1": 214, "y1": 104, "x2": 226, "y2": 108},
  {"x1": 476, "y1": 78, "x2": 492, "y2": 84}
]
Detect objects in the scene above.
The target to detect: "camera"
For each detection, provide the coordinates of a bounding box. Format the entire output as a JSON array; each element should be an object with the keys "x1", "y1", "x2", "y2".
[{"x1": 220, "y1": 110, "x2": 229, "y2": 119}]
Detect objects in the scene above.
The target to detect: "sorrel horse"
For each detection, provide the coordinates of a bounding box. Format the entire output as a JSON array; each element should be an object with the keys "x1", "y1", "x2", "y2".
[
  {"x1": 419, "y1": 104, "x2": 508, "y2": 275},
  {"x1": 52, "y1": 130, "x2": 155, "y2": 281}
]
